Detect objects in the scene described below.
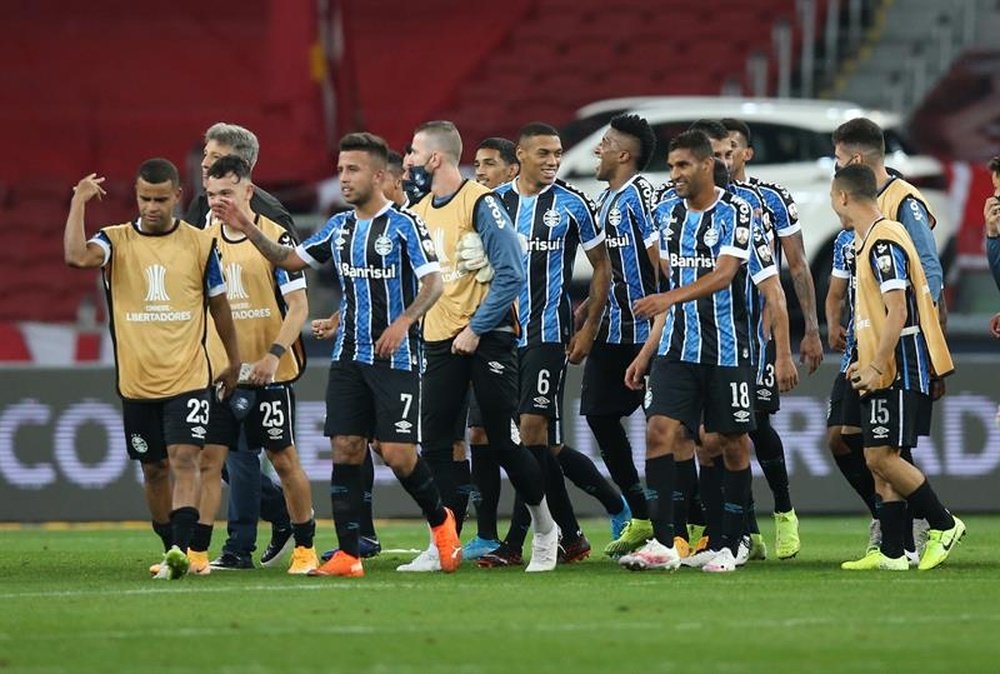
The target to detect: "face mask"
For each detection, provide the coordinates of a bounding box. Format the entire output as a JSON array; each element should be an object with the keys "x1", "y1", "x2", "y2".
[{"x1": 403, "y1": 164, "x2": 432, "y2": 203}]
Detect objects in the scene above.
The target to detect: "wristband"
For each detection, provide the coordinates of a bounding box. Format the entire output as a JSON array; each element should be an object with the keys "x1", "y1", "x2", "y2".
[{"x1": 268, "y1": 343, "x2": 286, "y2": 359}]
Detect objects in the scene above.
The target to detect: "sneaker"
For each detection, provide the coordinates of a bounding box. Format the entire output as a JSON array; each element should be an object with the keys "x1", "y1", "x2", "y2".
[
  {"x1": 397, "y1": 544, "x2": 441, "y2": 572},
  {"x1": 476, "y1": 543, "x2": 524, "y2": 568},
  {"x1": 734, "y1": 535, "x2": 752, "y2": 567},
  {"x1": 703, "y1": 548, "x2": 738, "y2": 573},
  {"x1": 526, "y1": 526, "x2": 559, "y2": 573},
  {"x1": 558, "y1": 535, "x2": 591, "y2": 564},
  {"x1": 603, "y1": 518, "x2": 653, "y2": 558},
  {"x1": 308, "y1": 550, "x2": 364, "y2": 577},
  {"x1": 618, "y1": 539, "x2": 681, "y2": 571},
  {"x1": 210, "y1": 551, "x2": 254, "y2": 570},
  {"x1": 774, "y1": 509, "x2": 801, "y2": 559},
  {"x1": 463, "y1": 536, "x2": 502, "y2": 561},
  {"x1": 866, "y1": 518, "x2": 882, "y2": 553},
  {"x1": 692, "y1": 535, "x2": 710, "y2": 554},
  {"x1": 260, "y1": 526, "x2": 294, "y2": 568},
  {"x1": 152, "y1": 545, "x2": 190, "y2": 580},
  {"x1": 681, "y1": 547, "x2": 721, "y2": 568},
  {"x1": 187, "y1": 549, "x2": 211, "y2": 576},
  {"x1": 320, "y1": 536, "x2": 381, "y2": 563},
  {"x1": 913, "y1": 518, "x2": 930, "y2": 558},
  {"x1": 749, "y1": 533, "x2": 767, "y2": 561},
  {"x1": 431, "y1": 508, "x2": 463, "y2": 573},
  {"x1": 905, "y1": 549, "x2": 920, "y2": 567},
  {"x1": 673, "y1": 537, "x2": 691, "y2": 559},
  {"x1": 918, "y1": 516, "x2": 966, "y2": 571},
  {"x1": 609, "y1": 497, "x2": 632, "y2": 540},
  {"x1": 287, "y1": 546, "x2": 319, "y2": 575},
  {"x1": 841, "y1": 549, "x2": 908, "y2": 571},
  {"x1": 687, "y1": 523, "x2": 706, "y2": 544}
]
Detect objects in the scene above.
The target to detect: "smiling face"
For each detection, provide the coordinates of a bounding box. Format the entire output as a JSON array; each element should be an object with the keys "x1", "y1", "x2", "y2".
[
  {"x1": 594, "y1": 128, "x2": 628, "y2": 182},
  {"x1": 474, "y1": 148, "x2": 516, "y2": 188},
  {"x1": 668, "y1": 147, "x2": 712, "y2": 200},
  {"x1": 517, "y1": 133, "x2": 562, "y2": 189},
  {"x1": 205, "y1": 172, "x2": 253, "y2": 221}
]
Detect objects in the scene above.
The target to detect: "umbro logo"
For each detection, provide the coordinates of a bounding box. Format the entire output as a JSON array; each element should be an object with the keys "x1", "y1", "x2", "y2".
[
  {"x1": 267, "y1": 427, "x2": 283, "y2": 439},
  {"x1": 488, "y1": 361, "x2": 505, "y2": 374},
  {"x1": 872, "y1": 425, "x2": 890, "y2": 438},
  {"x1": 733, "y1": 410, "x2": 751, "y2": 422},
  {"x1": 191, "y1": 426, "x2": 206, "y2": 439},
  {"x1": 533, "y1": 396, "x2": 550, "y2": 407},
  {"x1": 757, "y1": 388, "x2": 771, "y2": 400},
  {"x1": 395, "y1": 420, "x2": 413, "y2": 433}
]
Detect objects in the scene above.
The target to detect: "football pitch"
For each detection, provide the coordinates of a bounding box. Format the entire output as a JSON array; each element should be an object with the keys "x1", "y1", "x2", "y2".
[{"x1": 2, "y1": 516, "x2": 998, "y2": 673}]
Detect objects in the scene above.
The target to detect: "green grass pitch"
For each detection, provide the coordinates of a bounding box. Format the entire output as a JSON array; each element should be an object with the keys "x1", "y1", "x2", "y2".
[{"x1": 1, "y1": 516, "x2": 998, "y2": 673}]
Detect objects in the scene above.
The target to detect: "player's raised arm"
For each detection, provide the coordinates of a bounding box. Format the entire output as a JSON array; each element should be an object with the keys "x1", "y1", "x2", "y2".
[
  {"x1": 216, "y1": 196, "x2": 308, "y2": 272},
  {"x1": 64, "y1": 174, "x2": 111, "y2": 268}
]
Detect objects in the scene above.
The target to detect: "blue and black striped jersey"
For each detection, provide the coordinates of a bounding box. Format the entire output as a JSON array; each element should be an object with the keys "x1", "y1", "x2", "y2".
[
  {"x1": 654, "y1": 188, "x2": 754, "y2": 366},
  {"x1": 831, "y1": 228, "x2": 856, "y2": 374},
  {"x1": 594, "y1": 174, "x2": 659, "y2": 345},
  {"x1": 296, "y1": 202, "x2": 439, "y2": 371},
  {"x1": 494, "y1": 178, "x2": 604, "y2": 346},
  {"x1": 865, "y1": 236, "x2": 932, "y2": 395},
  {"x1": 748, "y1": 177, "x2": 801, "y2": 264}
]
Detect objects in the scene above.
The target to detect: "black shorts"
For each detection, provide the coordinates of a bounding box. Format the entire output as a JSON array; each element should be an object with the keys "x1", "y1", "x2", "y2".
[
  {"x1": 324, "y1": 359, "x2": 420, "y2": 444},
  {"x1": 860, "y1": 387, "x2": 927, "y2": 449},
  {"x1": 122, "y1": 389, "x2": 211, "y2": 463},
  {"x1": 917, "y1": 394, "x2": 933, "y2": 437},
  {"x1": 206, "y1": 385, "x2": 296, "y2": 452},
  {"x1": 644, "y1": 358, "x2": 756, "y2": 435},
  {"x1": 827, "y1": 373, "x2": 862, "y2": 428},
  {"x1": 580, "y1": 342, "x2": 644, "y2": 417},
  {"x1": 467, "y1": 388, "x2": 484, "y2": 428},
  {"x1": 754, "y1": 340, "x2": 780, "y2": 414},
  {"x1": 518, "y1": 344, "x2": 567, "y2": 419}
]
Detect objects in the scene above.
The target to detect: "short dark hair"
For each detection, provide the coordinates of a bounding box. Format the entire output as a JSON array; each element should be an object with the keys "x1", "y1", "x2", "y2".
[
  {"x1": 610, "y1": 113, "x2": 656, "y2": 171},
  {"x1": 339, "y1": 132, "x2": 389, "y2": 166},
  {"x1": 713, "y1": 158, "x2": 730, "y2": 188},
  {"x1": 834, "y1": 164, "x2": 878, "y2": 200},
  {"x1": 832, "y1": 118, "x2": 885, "y2": 157},
  {"x1": 518, "y1": 122, "x2": 560, "y2": 143},
  {"x1": 668, "y1": 130, "x2": 714, "y2": 161},
  {"x1": 721, "y1": 118, "x2": 752, "y2": 147},
  {"x1": 989, "y1": 155, "x2": 1000, "y2": 175},
  {"x1": 477, "y1": 137, "x2": 518, "y2": 165},
  {"x1": 387, "y1": 150, "x2": 404, "y2": 174},
  {"x1": 206, "y1": 154, "x2": 252, "y2": 182},
  {"x1": 688, "y1": 119, "x2": 730, "y2": 141},
  {"x1": 137, "y1": 158, "x2": 180, "y2": 187}
]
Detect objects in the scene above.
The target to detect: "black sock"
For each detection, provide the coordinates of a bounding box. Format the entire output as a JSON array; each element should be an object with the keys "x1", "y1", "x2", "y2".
[
  {"x1": 471, "y1": 444, "x2": 500, "y2": 540},
  {"x1": 558, "y1": 445, "x2": 623, "y2": 514},
  {"x1": 292, "y1": 519, "x2": 316, "y2": 549},
  {"x1": 899, "y1": 447, "x2": 917, "y2": 551},
  {"x1": 189, "y1": 523, "x2": 213, "y2": 553},
  {"x1": 721, "y1": 467, "x2": 751, "y2": 554},
  {"x1": 879, "y1": 500, "x2": 906, "y2": 559},
  {"x1": 494, "y1": 443, "x2": 544, "y2": 506},
  {"x1": 504, "y1": 495, "x2": 531, "y2": 551},
  {"x1": 452, "y1": 459, "x2": 473, "y2": 535},
  {"x1": 833, "y1": 435, "x2": 878, "y2": 517},
  {"x1": 397, "y1": 457, "x2": 447, "y2": 527},
  {"x1": 699, "y1": 461, "x2": 724, "y2": 546},
  {"x1": 360, "y1": 448, "x2": 376, "y2": 538},
  {"x1": 645, "y1": 454, "x2": 676, "y2": 546},
  {"x1": 688, "y1": 478, "x2": 706, "y2": 526},
  {"x1": 330, "y1": 463, "x2": 363, "y2": 558},
  {"x1": 752, "y1": 413, "x2": 792, "y2": 513},
  {"x1": 746, "y1": 491, "x2": 760, "y2": 535},
  {"x1": 152, "y1": 521, "x2": 172, "y2": 552},
  {"x1": 422, "y1": 450, "x2": 456, "y2": 523},
  {"x1": 905, "y1": 480, "x2": 954, "y2": 531},
  {"x1": 537, "y1": 446, "x2": 582, "y2": 543},
  {"x1": 673, "y1": 458, "x2": 697, "y2": 541},
  {"x1": 588, "y1": 414, "x2": 647, "y2": 518},
  {"x1": 169, "y1": 506, "x2": 199, "y2": 553}
]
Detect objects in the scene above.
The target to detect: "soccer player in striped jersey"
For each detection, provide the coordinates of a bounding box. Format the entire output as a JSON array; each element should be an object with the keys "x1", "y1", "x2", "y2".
[
  {"x1": 479, "y1": 122, "x2": 613, "y2": 567},
  {"x1": 619, "y1": 130, "x2": 795, "y2": 573},
  {"x1": 831, "y1": 164, "x2": 963, "y2": 571},
  {"x1": 223, "y1": 132, "x2": 462, "y2": 578},
  {"x1": 64, "y1": 158, "x2": 242, "y2": 579}
]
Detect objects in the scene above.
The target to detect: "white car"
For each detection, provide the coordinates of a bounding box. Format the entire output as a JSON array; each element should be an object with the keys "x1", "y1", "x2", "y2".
[{"x1": 559, "y1": 97, "x2": 954, "y2": 299}]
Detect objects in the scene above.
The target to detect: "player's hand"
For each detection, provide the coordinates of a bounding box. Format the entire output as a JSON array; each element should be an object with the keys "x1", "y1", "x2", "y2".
[
  {"x1": 983, "y1": 196, "x2": 1000, "y2": 237},
  {"x1": 72, "y1": 174, "x2": 107, "y2": 203},
  {"x1": 847, "y1": 361, "x2": 879, "y2": 393},
  {"x1": 799, "y1": 332, "x2": 823, "y2": 374},
  {"x1": 215, "y1": 196, "x2": 253, "y2": 233},
  {"x1": 633, "y1": 292, "x2": 673, "y2": 319},
  {"x1": 311, "y1": 315, "x2": 340, "y2": 340},
  {"x1": 214, "y1": 363, "x2": 240, "y2": 400},
  {"x1": 566, "y1": 324, "x2": 597, "y2": 365},
  {"x1": 451, "y1": 326, "x2": 480, "y2": 355},
  {"x1": 990, "y1": 312, "x2": 1000, "y2": 339},
  {"x1": 374, "y1": 316, "x2": 412, "y2": 358},
  {"x1": 776, "y1": 354, "x2": 800, "y2": 393},
  {"x1": 625, "y1": 351, "x2": 652, "y2": 391},
  {"x1": 828, "y1": 323, "x2": 846, "y2": 351},
  {"x1": 248, "y1": 354, "x2": 279, "y2": 386}
]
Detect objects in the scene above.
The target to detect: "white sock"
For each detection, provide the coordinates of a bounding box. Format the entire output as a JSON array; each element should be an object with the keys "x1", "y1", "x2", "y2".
[{"x1": 527, "y1": 496, "x2": 555, "y2": 535}]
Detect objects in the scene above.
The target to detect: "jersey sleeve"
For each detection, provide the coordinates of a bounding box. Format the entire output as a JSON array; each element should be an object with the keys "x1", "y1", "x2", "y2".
[
  {"x1": 295, "y1": 216, "x2": 340, "y2": 269},
  {"x1": 470, "y1": 193, "x2": 525, "y2": 335},
  {"x1": 720, "y1": 199, "x2": 752, "y2": 261},
  {"x1": 88, "y1": 229, "x2": 113, "y2": 267},
  {"x1": 274, "y1": 229, "x2": 307, "y2": 295},
  {"x1": 630, "y1": 183, "x2": 658, "y2": 248},
  {"x1": 748, "y1": 226, "x2": 778, "y2": 285},
  {"x1": 831, "y1": 231, "x2": 852, "y2": 279},
  {"x1": 399, "y1": 213, "x2": 440, "y2": 278},
  {"x1": 870, "y1": 240, "x2": 909, "y2": 293},
  {"x1": 766, "y1": 184, "x2": 801, "y2": 237},
  {"x1": 570, "y1": 194, "x2": 605, "y2": 251},
  {"x1": 897, "y1": 197, "x2": 942, "y2": 301},
  {"x1": 205, "y1": 240, "x2": 227, "y2": 297}
]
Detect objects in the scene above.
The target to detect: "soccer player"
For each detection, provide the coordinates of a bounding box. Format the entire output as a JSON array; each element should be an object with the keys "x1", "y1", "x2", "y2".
[
  {"x1": 985, "y1": 155, "x2": 1000, "y2": 294},
  {"x1": 723, "y1": 117, "x2": 822, "y2": 559},
  {"x1": 64, "y1": 158, "x2": 241, "y2": 579},
  {"x1": 619, "y1": 130, "x2": 794, "y2": 574},
  {"x1": 186, "y1": 122, "x2": 295, "y2": 571},
  {"x1": 190, "y1": 155, "x2": 318, "y2": 575},
  {"x1": 473, "y1": 137, "x2": 520, "y2": 188},
  {"x1": 831, "y1": 164, "x2": 964, "y2": 571},
  {"x1": 576, "y1": 114, "x2": 661, "y2": 557},
  {"x1": 222, "y1": 132, "x2": 462, "y2": 578},
  {"x1": 479, "y1": 122, "x2": 614, "y2": 567},
  {"x1": 399, "y1": 120, "x2": 559, "y2": 573}
]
